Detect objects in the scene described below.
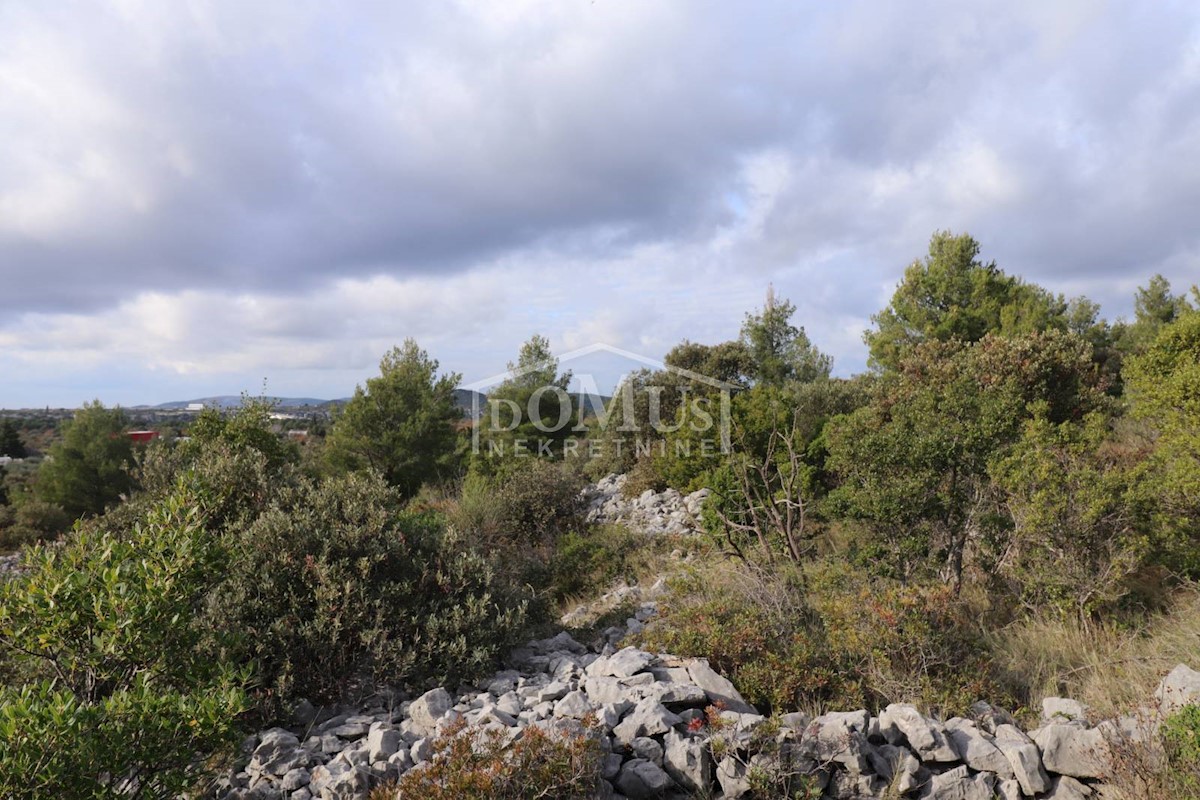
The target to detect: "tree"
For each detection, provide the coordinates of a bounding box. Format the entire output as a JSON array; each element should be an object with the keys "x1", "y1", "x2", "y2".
[
  {"x1": 326, "y1": 340, "x2": 462, "y2": 498},
  {"x1": 664, "y1": 339, "x2": 753, "y2": 387},
  {"x1": 0, "y1": 419, "x2": 26, "y2": 459},
  {"x1": 740, "y1": 286, "x2": 832, "y2": 385},
  {"x1": 990, "y1": 411, "x2": 1146, "y2": 618},
  {"x1": 183, "y1": 395, "x2": 297, "y2": 472},
  {"x1": 825, "y1": 331, "x2": 1106, "y2": 587},
  {"x1": 479, "y1": 334, "x2": 576, "y2": 460},
  {"x1": 1124, "y1": 309, "x2": 1200, "y2": 572},
  {"x1": 35, "y1": 402, "x2": 134, "y2": 518},
  {"x1": 864, "y1": 231, "x2": 1073, "y2": 371},
  {"x1": 1119, "y1": 274, "x2": 1197, "y2": 355}
]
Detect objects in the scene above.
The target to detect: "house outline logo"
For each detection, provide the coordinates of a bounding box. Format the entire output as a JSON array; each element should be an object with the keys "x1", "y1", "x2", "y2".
[{"x1": 463, "y1": 342, "x2": 733, "y2": 455}]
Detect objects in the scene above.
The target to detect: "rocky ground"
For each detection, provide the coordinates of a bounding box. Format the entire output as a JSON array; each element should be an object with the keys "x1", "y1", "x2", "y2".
[
  {"x1": 216, "y1": 620, "x2": 1200, "y2": 800},
  {"x1": 0, "y1": 553, "x2": 21, "y2": 576},
  {"x1": 583, "y1": 474, "x2": 709, "y2": 536},
  {"x1": 214, "y1": 477, "x2": 1200, "y2": 799}
]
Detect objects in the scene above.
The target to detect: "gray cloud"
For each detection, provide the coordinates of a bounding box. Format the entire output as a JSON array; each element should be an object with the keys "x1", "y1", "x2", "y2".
[{"x1": 1, "y1": 0, "x2": 1199, "y2": 405}]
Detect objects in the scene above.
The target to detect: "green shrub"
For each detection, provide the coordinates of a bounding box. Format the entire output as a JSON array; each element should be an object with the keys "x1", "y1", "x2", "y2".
[
  {"x1": 0, "y1": 486, "x2": 250, "y2": 798},
  {"x1": 637, "y1": 563, "x2": 851, "y2": 715},
  {"x1": 808, "y1": 562, "x2": 1014, "y2": 715},
  {"x1": 550, "y1": 525, "x2": 648, "y2": 603},
  {"x1": 638, "y1": 560, "x2": 1011, "y2": 716},
  {"x1": 380, "y1": 718, "x2": 604, "y2": 800},
  {"x1": 0, "y1": 499, "x2": 71, "y2": 551},
  {"x1": 451, "y1": 459, "x2": 584, "y2": 545},
  {"x1": 489, "y1": 458, "x2": 585, "y2": 542},
  {"x1": 202, "y1": 472, "x2": 531, "y2": 704},
  {"x1": 1163, "y1": 705, "x2": 1200, "y2": 774},
  {"x1": 0, "y1": 679, "x2": 247, "y2": 800}
]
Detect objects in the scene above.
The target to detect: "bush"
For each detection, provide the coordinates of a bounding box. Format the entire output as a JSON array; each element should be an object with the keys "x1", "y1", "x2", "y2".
[
  {"x1": 638, "y1": 560, "x2": 1011, "y2": 716},
  {"x1": 1163, "y1": 705, "x2": 1200, "y2": 771},
  {"x1": 636, "y1": 563, "x2": 850, "y2": 715},
  {"x1": 379, "y1": 718, "x2": 604, "y2": 800},
  {"x1": 0, "y1": 499, "x2": 70, "y2": 551},
  {"x1": 808, "y1": 562, "x2": 1014, "y2": 715},
  {"x1": 549, "y1": 525, "x2": 655, "y2": 604},
  {"x1": 0, "y1": 486, "x2": 250, "y2": 798},
  {"x1": 0, "y1": 679, "x2": 248, "y2": 800},
  {"x1": 202, "y1": 472, "x2": 532, "y2": 704},
  {"x1": 451, "y1": 459, "x2": 584, "y2": 546}
]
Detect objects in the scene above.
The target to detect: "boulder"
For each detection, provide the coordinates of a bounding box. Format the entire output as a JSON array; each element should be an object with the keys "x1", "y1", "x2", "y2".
[
  {"x1": 605, "y1": 647, "x2": 656, "y2": 678},
  {"x1": 613, "y1": 698, "x2": 682, "y2": 744},
  {"x1": 1045, "y1": 774, "x2": 1094, "y2": 799},
  {"x1": 615, "y1": 758, "x2": 674, "y2": 799},
  {"x1": 716, "y1": 754, "x2": 752, "y2": 799},
  {"x1": 663, "y1": 729, "x2": 711, "y2": 793},
  {"x1": 996, "y1": 778, "x2": 1022, "y2": 800},
  {"x1": 800, "y1": 714, "x2": 872, "y2": 774},
  {"x1": 684, "y1": 658, "x2": 756, "y2": 714},
  {"x1": 248, "y1": 729, "x2": 307, "y2": 777},
  {"x1": 1032, "y1": 723, "x2": 1110, "y2": 780},
  {"x1": 1042, "y1": 697, "x2": 1089, "y2": 724},
  {"x1": 876, "y1": 743, "x2": 922, "y2": 794},
  {"x1": 366, "y1": 726, "x2": 401, "y2": 762},
  {"x1": 878, "y1": 703, "x2": 959, "y2": 763},
  {"x1": 921, "y1": 764, "x2": 994, "y2": 800},
  {"x1": 629, "y1": 736, "x2": 663, "y2": 765},
  {"x1": 1156, "y1": 663, "x2": 1200, "y2": 716},
  {"x1": 993, "y1": 724, "x2": 1050, "y2": 796},
  {"x1": 408, "y1": 688, "x2": 453, "y2": 734},
  {"x1": 944, "y1": 717, "x2": 1014, "y2": 777},
  {"x1": 279, "y1": 768, "x2": 311, "y2": 792},
  {"x1": 553, "y1": 690, "x2": 595, "y2": 719}
]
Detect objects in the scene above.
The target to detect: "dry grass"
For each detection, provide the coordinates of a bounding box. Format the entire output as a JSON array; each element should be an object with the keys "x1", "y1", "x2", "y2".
[{"x1": 987, "y1": 584, "x2": 1200, "y2": 719}]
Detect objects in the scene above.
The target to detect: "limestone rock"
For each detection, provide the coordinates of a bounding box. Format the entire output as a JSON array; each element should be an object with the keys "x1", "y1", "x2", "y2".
[
  {"x1": 615, "y1": 758, "x2": 674, "y2": 799},
  {"x1": 879, "y1": 703, "x2": 959, "y2": 763},
  {"x1": 944, "y1": 717, "x2": 1014, "y2": 777},
  {"x1": 663, "y1": 730, "x2": 710, "y2": 793},
  {"x1": 684, "y1": 658, "x2": 756, "y2": 714},
  {"x1": 994, "y1": 724, "x2": 1050, "y2": 796},
  {"x1": 1032, "y1": 723, "x2": 1110, "y2": 780},
  {"x1": 408, "y1": 688, "x2": 453, "y2": 734},
  {"x1": 1156, "y1": 663, "x2": 1200, "y2": 716}
]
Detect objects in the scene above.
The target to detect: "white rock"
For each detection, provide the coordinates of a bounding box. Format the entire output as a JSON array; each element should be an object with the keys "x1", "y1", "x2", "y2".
[
  {"x1": 944, "y1": 717, "x2": 1014, "y2": 777},
  {"x1": 408, "y1": 688, "x2": 453, "y2": 734},
  {"x1": 684, "y1": 658, "x2": 756, "y2": 714},
  {"x1": 1156, "y1": 663, "x2": 1200, "y2": 716},
  {"x1": 663, "y1": 729, "x2": 710, "y2": 793},
  {"x1": 615, "y1": 758, "x2": 673, "y2": 798},
  {"x1": 878, "y1": 703, "x2": 958, "y2": 763},
  {"x1": 994, "y1": 724, "x2": 1050, "y2": 796},
  {"x1": 1032, "y1": 723, "x2": 1110, "y2": 780}
]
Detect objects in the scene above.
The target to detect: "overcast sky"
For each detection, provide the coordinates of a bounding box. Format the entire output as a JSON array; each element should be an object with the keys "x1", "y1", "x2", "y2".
[{"x1": 2, "y1": 0, "x2": 1198, "y2": 407}]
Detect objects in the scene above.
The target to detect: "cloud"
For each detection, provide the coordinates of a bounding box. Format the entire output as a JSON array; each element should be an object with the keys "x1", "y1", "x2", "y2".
[{"x1": 1, "y1": 0, "x2": 1199, "y2": 406}]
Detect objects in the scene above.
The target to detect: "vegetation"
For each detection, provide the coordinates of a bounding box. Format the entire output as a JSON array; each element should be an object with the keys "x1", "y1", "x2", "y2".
[
  {"x1": 0, "y1": 419, "x2": 27, "y2": 459},
  {"x1": 378, "y1": 717, "x2": 604, "y2": 800},
  {"x1": 325, "y1": 339, "x2": 463, "y2": 498},
  {"x1": 35, "y1": 401, "x2": 135, "y2": 518},
  {"x1": 2, "y1": 231, "x2": 1198, "y2": 796},
  {"x1": 0, "y1": 488, "x2": 250, "y2": 798},
  {"x1": 202, "y1": 471, "x2": 531, "y2": 704}
]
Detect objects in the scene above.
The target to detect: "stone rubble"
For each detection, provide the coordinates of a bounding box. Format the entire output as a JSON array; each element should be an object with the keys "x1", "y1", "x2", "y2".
[
  {"x1": 215, "y1": 626, "x2": 1186, "y2": 799},
  {"x1": 582, "y1": 473, "x2": 710, "y2": 536},
  {"x1": 212, "y1": 477, "x2": 1186, "y2": 799}
]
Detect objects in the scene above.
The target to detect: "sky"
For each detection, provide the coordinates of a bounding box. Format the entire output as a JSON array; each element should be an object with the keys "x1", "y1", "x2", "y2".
[{"x1": 1, "y1": 0, "x2": 1199, "y2": 408}]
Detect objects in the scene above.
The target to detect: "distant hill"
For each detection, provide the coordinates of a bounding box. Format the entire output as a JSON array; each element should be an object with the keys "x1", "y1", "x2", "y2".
[
  {"x1": 150, "y1": 389, "x2": 609, "y2": 419},
  {"x1": 154, "y1": 396, "x2": 334, "y2": 410}
]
